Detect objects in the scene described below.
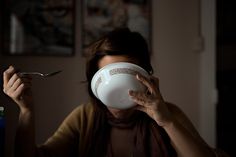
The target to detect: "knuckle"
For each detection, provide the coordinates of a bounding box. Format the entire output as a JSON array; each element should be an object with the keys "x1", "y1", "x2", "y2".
[
  {"x1": 6, "y1": 90, "x2": 12, "y2": 95},
  {"x1": 20, "y1": 83, "x2": 25, "y2": 88},
  {"x1": 3, "y1": 88, "x2": 7, "y2": 93},
  {"x1": 3, "y1": 71, "x2": 8, "y2": 76},
  {"x1": 11, "y1": 93, "x2": 18, "y2": 99},
  {"x1": 3, "y1": 71, "x2": 10, "y2": 78},
  {"x1": 17, "y1": 78, "x2": 23, "y2": 84},
  {"x1": 6, "y1": 91, "x2": 12, "y2": 97},
  {"x1": 13, "y1": 73, "x2": 19, "y2": 78}
]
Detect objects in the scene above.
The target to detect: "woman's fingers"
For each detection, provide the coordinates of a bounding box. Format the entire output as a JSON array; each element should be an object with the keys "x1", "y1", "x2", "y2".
[
  {"x1": 3, "y1": 66, "x2": 34, "y2": 111},
  {"x1": 150, "y1": 77, "x2": 162, "y2": 95},
  {"x1": 7, "y1": 73, "x2": 19, "y2": 89},
  {"x1": 136, "y1": 74, "x2": 155, "y2": 94},
  {"x1": 129, "y1": 90, "x2": 155, "y2": 106},
  {"x1": 130, "y1": 75, "x2": 172, "y2": 126},
  {"x1": 13, "y1": 82, "x2": 31, "y2": 99},
  {"x1": 136, "y1": 74, "x2": 162, "y2": 97},
  {"x1": 10, "y1": 77, "x2": 32, "y2": 92},
  {"x1": 129, "y1": 75, "x2": 163, "y2": 108},
  {"x1": 6, "y1": 79, "x2": 32, "y2": 100},
  {"x1": 3, "y1": 66, "x2": 15, "y2": 88},
  {"x1": 3, "y1": 66, "x2": 32, "y2": 99}
]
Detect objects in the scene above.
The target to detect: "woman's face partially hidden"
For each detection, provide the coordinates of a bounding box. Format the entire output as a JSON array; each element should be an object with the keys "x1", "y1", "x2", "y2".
[{"x1": 98, "y1": 55, "x2": 138, "y2": 69}]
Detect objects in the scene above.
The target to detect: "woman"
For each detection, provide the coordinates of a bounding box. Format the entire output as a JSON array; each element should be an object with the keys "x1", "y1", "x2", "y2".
[{"x1": 3, "y1": 28, "x2": 217, "y2": 157}]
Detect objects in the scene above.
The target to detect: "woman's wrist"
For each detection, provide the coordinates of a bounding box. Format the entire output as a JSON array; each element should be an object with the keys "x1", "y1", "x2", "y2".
[
  {"x1": 160, "y1": 117, "x2": 177, "y2": 130},
  {"x1": 152, "y1": 107, "x2": 176, "y2": 129},
  {"x1": 19, "y1": 106, "x2": 34, "y2": 116},
  {"x1": 18, "y1": 106, "x2": 35, "y2": 127}
]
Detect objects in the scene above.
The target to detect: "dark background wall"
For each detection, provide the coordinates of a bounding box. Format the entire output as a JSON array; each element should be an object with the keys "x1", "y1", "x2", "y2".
[{"x1": 216, "y1": 0, "x2": 236, "y2": 156}]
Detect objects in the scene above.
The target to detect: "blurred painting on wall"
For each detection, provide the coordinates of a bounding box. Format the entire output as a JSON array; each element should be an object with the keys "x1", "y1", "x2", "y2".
[
  {"x1": 1, "y1": 0, "x2": 75, "y2": 56},
  {"x1": 82, "y1": 0, "x2": 151, "y2": 55}
]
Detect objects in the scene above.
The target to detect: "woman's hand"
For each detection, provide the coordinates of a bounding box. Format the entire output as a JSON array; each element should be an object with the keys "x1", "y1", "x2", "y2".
[
  {"x1": 3, "y1": 66, "x2": 33, "y2": 112},
  {"x1": 129, "y1": 74, "x2": 173, "y2": 127}
]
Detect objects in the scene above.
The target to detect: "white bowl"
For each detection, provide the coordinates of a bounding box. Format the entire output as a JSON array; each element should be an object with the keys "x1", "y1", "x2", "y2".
[{"x1": 91, "y1": 62, "x2": 149, "y2": 109}]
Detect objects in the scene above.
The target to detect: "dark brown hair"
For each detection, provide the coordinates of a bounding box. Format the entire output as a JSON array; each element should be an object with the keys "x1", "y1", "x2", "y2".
[{"x1": 85, "y1": 27, "x2": 153, "y2": 100}]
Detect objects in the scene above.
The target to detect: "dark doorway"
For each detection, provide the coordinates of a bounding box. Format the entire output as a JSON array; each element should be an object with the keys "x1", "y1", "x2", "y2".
[{"x1": 216, "y1": 0, "x2": 236, "y2": 156}]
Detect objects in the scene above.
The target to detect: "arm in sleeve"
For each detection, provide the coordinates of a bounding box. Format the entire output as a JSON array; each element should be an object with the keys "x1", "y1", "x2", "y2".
[{"x1": 36, "y1": 106, "x2": 82, "y2": 157}]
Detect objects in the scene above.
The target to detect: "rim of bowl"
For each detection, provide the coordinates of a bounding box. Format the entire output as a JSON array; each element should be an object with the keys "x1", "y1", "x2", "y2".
[{"x1": 91, "y1": 62, "x2": 149, "y2": 98}]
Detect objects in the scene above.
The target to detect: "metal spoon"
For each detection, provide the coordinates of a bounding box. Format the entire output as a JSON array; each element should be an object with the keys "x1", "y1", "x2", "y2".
[{"x1": 18, "y1": 70, "x2": 62, "y2": 78}]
